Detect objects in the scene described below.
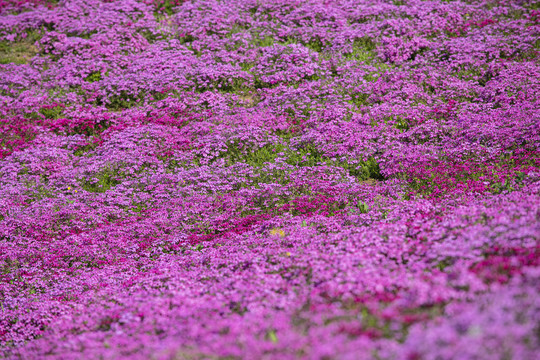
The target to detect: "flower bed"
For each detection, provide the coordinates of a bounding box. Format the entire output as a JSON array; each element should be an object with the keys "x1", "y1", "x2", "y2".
[{"x1": 1, "y1": 1, "x2": 539, "y2": 359}]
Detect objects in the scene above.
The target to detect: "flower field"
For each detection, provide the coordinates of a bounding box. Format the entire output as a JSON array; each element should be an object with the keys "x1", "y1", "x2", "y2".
[{"x1": 0, "y1": 0, "x2": 539, "y2": 358}]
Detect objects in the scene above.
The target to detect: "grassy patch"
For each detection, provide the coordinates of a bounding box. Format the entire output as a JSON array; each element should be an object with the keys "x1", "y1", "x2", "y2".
[
  {"x1": 344, "y1": 37, "x2": 377, "y2": 62},
  {"x1": 80, "y1": 168, "x2": 122, "y2": 193},
  {"x1": 0, "y1": 39, "x2": 38, "y2": 65},
  {"x1": 85, "y1": 71, "x2": 102, "y2": 83},
  {"x1": 204, "y1": 140, "x2": 383, "y2": 182},
  {"x1": 153, "y1": 0, "x2": 184, "y2": 16}
]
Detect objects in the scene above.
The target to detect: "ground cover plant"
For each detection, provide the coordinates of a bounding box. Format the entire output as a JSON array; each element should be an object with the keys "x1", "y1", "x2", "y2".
[{"x1": 0, "y1": 0, "x2": 539, "y2": 359}]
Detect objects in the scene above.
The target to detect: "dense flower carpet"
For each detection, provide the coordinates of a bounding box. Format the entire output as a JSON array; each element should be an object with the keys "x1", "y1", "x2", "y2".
[{"x1": 0, "y1": 0, "x2": 539, "y2": 359}]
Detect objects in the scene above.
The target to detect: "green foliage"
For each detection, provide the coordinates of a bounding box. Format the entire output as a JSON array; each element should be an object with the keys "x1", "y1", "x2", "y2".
[
  {"x1": 344, "y1": 37, "x2": 377, "y2": 62},
  {"x1": 141, "y1": 30, "x2": 161, "y2": 43},
  {"x1": 101, "y1": 87, "x2": 176, "y2": 107},
  {"x1": 23, "y1": 105, "x2": 64, "y2": 120},
  {"x1": 478, "y1": 71, "x2": 493, "y2": 87},
  {"x1": 285, "y1": 143, "x2": 383, "y2": 181},
  {"x1": 384, "y1": 116, "x2": 410, "y2": 132},
  {"x1": 85, "y1": 71, "x2": 102, "y2": 83},
  {"x1": 304, "y1": 36, "x2": 324, "y2": 52},
  {"x1": 69, "y1": 123, "x2": 110, "y2": 138},
  {"x1": 435, "y1": 257, "x2": 454, "y2": 271},
  {"x1": 23, "y1": 111, "x2": 41, "y2": 120},
  {"x1": 362, "y1": 64, "x2": 394, "y2": 82},
  {"x1": 348, "y1": 92, "x2": 370, "y2": 108},
  {"x1": 40, "y1": 105, "x2": 64, "y2": 119},
  {"x1": 178, "y1": 34, "x2": 195, "y2": 46},
  {"x1": 208, "y1": 140, "x2": 383, "y2": 182},
  {"x1": 266, "y1": 329, "x2": 278, "y2": 343},
  {"x1": 65, "y1": 30, "x2": 97, "y2": 40},
  {"x1": 489, "y1": 171, "x2": 527, "y2": 194},
  {"x1": 454, "y1": 67, "x2": 485, "y2": 81},
  {"x1": 225, "y1": 24, "x2": 250, "y2": 39},
  {"x1": 322, "y1": 305, "x2": 394, "y2": 339},
  {"x1": 80, "y1": 168, "x2": 122, "y2": 193},
  {"x1": 357, "y1": 201, "x2": 369, "y2": 214},
  {"x1": 130, "y1": 202, "x2": 149, "y2": 213},
  {"x1": 0, "y1": 38, "x2": 37, "y2": 65},
  {"x1": 154, "y1": 0, "x2": 182, "y2": 16},
  {"x1": 409, "y1": 46, "x2": 429, "y2": 61},
  {"x1": 194, "y1": 244, "x2": 204, "y2": 252},
  {"x1": 253, "y1": 76, "x2": 279, "y2": 89},
  {"x1": 104, "y1": 90, "x2": 144, "y2": 110},
  {"x1": 251, "y1": 34, "x2": 319, "y2": 50},
  {"x1": 194, "y1": 77, "x2": 250, "y2": 93},
  {"x1": 522, "y1": 0, "x2": 540, "y2": 10},
  {"x1": 239, "y1": 62, "x2": 255, "y2": 71},
  {"x1": 223, "y1": 141, "x2": 286, "y2": 167},
  {"x1": 253, "y1": 35, "x2": 275, "y2": 47},
  {"x1": 0, "y1": 258, "x2": 19, "y2": 275}
]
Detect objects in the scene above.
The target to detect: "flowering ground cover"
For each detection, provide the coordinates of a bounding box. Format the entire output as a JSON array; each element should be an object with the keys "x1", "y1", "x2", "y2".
[{"x1": 0, "y1": 0, "x2": 539, "y2": 358}]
